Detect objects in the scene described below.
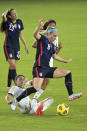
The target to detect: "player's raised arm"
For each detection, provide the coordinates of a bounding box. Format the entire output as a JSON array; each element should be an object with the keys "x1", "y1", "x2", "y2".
[
  {"x1": 2, "y1": 10, "x2": 9, "y2": 22},
  {"x1": 33, "y1": 18, "x2": 44, "y2": 40},
  {"x1": 52, "y1": 53, "x2": 72, "y2": 63}
]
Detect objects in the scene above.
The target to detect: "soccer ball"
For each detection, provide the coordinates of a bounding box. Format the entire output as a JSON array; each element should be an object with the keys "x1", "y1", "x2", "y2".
[{"x1": 57, "y1": 103, "x2": 69, "y2": 115}]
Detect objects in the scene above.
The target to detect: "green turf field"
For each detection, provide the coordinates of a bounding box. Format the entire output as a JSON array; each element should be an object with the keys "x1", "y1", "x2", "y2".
[{"x1": 0, "y1": 0, "x2": 87, "y2": 130}]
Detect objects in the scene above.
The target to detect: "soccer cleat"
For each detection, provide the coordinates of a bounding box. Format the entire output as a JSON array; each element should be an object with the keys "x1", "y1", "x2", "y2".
[
  {"x1": 11, "y1": 99, "x2": 17, "y2": 111},
  {"x1": 68, "y1": 93, "x2": 83, "y2": 101},
  {"x1": 42, "y1": 98, "x2": 54, "y2": 111},
  {"x1": 34, "y1": 104, "x2": 43, "y2": 116}
]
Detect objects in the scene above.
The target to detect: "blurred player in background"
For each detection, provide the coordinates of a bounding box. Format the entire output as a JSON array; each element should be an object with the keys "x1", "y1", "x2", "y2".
[
  {"x1": 0, "y1": 9, "x2": 29, "y2": 91},
  {"x1": 5, "y1": 75, "x2": 53, "y2": 115}
]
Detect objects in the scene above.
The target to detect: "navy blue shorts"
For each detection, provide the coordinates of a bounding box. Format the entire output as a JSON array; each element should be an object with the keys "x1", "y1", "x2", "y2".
[
  {"x1": 4, "y1": 46, "x2": 20, "y2": 60},
  {"x1": 33, "y1": 66, "x2": 57, "y2": 78}
]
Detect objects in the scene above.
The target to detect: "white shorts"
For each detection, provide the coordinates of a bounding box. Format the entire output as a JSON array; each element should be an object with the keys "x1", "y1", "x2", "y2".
[{"x1": 17, "y1": 98, "x2": 31, "y2": 114}]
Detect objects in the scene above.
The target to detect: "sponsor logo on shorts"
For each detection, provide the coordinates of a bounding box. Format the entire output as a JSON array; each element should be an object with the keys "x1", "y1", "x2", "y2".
[
  {"x1": 39, "y1": 73, "x2": 42, "y2": 77},
  {"x1": 9, "y1": 54, "x2": 13, "y2": 58}
]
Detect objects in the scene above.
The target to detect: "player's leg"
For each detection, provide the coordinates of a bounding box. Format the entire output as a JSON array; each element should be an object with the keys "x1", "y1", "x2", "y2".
[
  {"x1": 7, "y1": 59, "x2": 17, "y2": 91},
  {"x1": 4, "y1": 46, "x2": 17, "y2": 91},
  {"x1": 41, "y1": 78, "x2": 50, "y2": 90},
  {"x1": 40, "y1": 97, "x2": 54, "y2": 111},
  {"x1": 11, "y1": 78, "x2": 44, "y2": 110},
  {"x1": 53, "y1": 68, "x2": 83, "y2": 100},
  {"x1": 32, "y1": 78, "x2": 50, "y2": 100},
  {"x1": 16, "y1": 78, "x2": 44, "y2": 103},
  {"x1": 34, "y1": 97, "x2": 54, "y2": 115}
]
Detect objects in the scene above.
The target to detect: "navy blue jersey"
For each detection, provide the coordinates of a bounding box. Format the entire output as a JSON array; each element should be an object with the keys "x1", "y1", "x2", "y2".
[
  {"x1": 34, "y1": 35, "x2": 56, "y2": 67},
  {"x1": 4, "y1": 19, "x2": 24, "y2": 49}
]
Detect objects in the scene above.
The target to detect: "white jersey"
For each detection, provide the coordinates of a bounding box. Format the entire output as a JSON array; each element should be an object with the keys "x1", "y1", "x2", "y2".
[
  {"x1": 8, "y1": 86, "x2": 32, "y2": 113},
  {"x1": 49, "y1": 36, "x2": 58, "y2": 67}
]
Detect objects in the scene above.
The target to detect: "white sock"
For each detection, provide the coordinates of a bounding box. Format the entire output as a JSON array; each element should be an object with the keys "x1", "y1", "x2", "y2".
[{"x1": 33, "y1": 89, "x2": 44, "y2": 99}]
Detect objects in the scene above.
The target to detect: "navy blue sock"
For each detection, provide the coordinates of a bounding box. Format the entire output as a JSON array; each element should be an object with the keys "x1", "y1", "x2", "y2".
[
  {"x1": 16, "y1": 87, "x2": 37, "y2": 102},
  {"x1": 65, "y1": 72, "x2": 73, "y2": 96},
  {"x1": 7, "y1": 69, "x2": 12, "y2": 87},
  {"x1": 12, "y1": 69, "x2": 17, "y2": 81}
]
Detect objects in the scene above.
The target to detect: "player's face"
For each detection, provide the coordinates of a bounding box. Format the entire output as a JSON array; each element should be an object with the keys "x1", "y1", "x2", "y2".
[
  {"x1": 48, "y1": 22, "x2": 56, "y2": 28},
  {"x1": 48, "y1": 32, "x2": 58, "y2": 42},
  {"x1": 10, "y1": 10, "x2": 18, "y2": 21},
  {"x1": 15, "y1": 76, "x2": 25, "y2": 88}
]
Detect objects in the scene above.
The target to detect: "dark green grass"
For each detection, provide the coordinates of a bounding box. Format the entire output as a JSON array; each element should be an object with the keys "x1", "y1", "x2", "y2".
[{"x1": 0, "y1": 0, "x2": 87, "y2": 131}]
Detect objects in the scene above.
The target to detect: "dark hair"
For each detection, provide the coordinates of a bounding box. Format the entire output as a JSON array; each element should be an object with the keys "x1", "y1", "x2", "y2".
[
  {"x1": 1, "y1": 9, "x2": 14, "y2": 32},
  {"x1": 6, "y1": 9, "x2": 14, "y2": 20},
  {"x1": 43, "y1": 19, "x2": 56, "y2": 30},
  {"x1": 15, "y1": 75, "x2": 25, "y2": 81}
]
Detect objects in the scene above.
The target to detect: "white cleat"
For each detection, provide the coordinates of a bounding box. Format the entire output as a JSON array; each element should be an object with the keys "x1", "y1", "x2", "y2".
[
  {"x1": 42, "y1": 98, "x2": 54, "y2": 111},
  {"x1": 68, "y1": 93, "x2": 83, "y2": 101}
]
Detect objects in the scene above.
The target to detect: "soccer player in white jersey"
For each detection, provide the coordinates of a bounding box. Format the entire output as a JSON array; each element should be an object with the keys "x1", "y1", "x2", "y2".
[{"x1": 5, "y1": 75, "x2": 53, "y2": 115}]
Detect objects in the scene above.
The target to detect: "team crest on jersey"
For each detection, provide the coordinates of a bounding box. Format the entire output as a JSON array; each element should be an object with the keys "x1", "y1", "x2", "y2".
[
  {"x1": 47, "y1": 44, "x2": 51, "y2": 50},
  {"x1": 14, "y1": 24, "x2": 17, "y2": 28}
]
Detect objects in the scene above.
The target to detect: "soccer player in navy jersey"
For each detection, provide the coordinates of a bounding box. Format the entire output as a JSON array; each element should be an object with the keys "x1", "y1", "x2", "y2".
[
  {"x1": 12, "y1": 18, "x2": 82, "y2": 108},
  {"x1": 25, "y1": 19, "x2": 62, "y2": 97},
  {"x1": 0, "y1": 9, "x2": 29, "y2": 91}
]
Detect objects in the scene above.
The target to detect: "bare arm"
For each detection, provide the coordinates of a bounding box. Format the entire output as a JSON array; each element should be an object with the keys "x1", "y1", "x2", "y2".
[
  {"x1": 19, "y1": 31, "x2": 29, "y2": 54},
  {"x1": 33, "y1": 18, "x2": 44, "y2": 40},
  {"x1": 32, "y1": 41, "x2": 37, "y2": 48},
  {"x1": 56, "y1": 42, "x2": 63, "y2": 54},
  {"x1": 2, "y1": 10, "x2": 9, "y2": 22},
  {"x1": 5, "y1": 94, "x2": 13, "y2": 104},
  {"x1": 52, "y1": 53, "x2": 72, "y2": 63},
  {"x1": 0, "y1": 10, "x2": 8, "y2": 31}
]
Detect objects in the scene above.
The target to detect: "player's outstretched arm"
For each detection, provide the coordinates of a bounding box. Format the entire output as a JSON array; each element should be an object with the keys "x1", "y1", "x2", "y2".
[
  {"x1": 52, "y1": 53, "x2": 72, "y2": 63},
  {"x1": 34, "y1": 18, "x2": 44, "y2": 40}
]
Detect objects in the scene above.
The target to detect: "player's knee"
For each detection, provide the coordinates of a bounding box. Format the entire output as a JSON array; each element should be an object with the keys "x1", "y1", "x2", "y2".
[{"x1": 10, "y1": 64, "x2": 16, "y2": 69}]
